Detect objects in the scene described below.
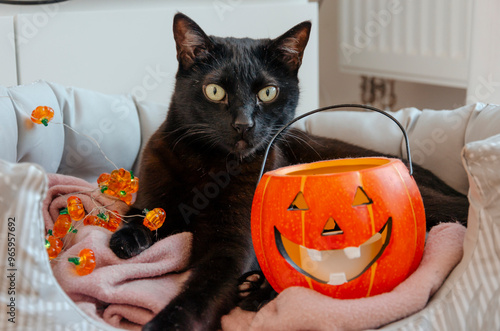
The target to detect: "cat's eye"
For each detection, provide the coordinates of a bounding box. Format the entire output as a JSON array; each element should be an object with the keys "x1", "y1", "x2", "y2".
[
  {"x1": 257, "y1": 86, "x2": 278, "y2": 103},
  {"x1": 204, "y1": 84, "x2": 226, "y2": 102}
]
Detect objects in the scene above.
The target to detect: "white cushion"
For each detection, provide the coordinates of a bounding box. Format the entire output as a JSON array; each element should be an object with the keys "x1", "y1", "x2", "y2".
[
  {"x1": 3, "y1": 82, "x2": 65, "y2": 172},
  {"x1": 0, "y1": 81, "x2": 142, "y2": 183},
  {"x1": 0, "y1": 87, "x2": 19, "y2": 163},
  {"x1": 133, "y1": 99, "x2": 169, "y2": 176}
]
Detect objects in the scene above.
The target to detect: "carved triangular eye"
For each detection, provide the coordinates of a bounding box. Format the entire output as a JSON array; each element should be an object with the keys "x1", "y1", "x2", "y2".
[
  {"x1": 322, "y1": 217, "x2": 343, "y2": 236},
  {"x1": 352, "y1": 186, "x2": 373, "y2": 206},
  {"x1": 288, "y1": 191, "x2": 309, "y2": 211}
]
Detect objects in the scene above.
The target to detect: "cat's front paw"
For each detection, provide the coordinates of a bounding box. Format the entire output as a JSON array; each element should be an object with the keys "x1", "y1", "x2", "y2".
[
  {"x1": 237, "y1": 271, "x2": 276, "y2": 311},
  {"x1": 109, "y1": 225, "x2": 153, "y2": 259}
]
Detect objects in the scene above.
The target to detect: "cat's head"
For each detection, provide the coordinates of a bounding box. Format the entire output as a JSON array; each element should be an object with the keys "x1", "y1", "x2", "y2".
[{"x1": 167, "y1": 13, "x2": 311, "y2": 160}]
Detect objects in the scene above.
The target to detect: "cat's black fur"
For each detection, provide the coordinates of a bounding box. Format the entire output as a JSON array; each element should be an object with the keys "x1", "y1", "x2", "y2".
[{"x1": 109, "y1": 13, "x2": 468, "y2": 331}]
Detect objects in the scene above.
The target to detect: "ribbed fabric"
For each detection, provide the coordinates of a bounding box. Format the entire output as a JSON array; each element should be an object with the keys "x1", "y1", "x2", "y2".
[
  {"x1": 0, "y1": 161, "x2": 121, "y2": 331},
  {"x1": 381, "y1": 134, "x2": 500, "y2": 331}
]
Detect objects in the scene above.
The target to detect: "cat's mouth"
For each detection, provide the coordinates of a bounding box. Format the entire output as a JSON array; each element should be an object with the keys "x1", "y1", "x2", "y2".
[
  {"x1": 234, "y1": 139, "x2": 249, "y2": 151},
  {"x1": 231, "y1": 139, "x2": 255, "y2": 158},
  {"x1": 228, "y1": 127, "x2": 270, "y2": 159}
]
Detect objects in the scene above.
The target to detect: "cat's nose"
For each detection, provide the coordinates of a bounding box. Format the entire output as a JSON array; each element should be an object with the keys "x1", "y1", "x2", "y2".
[{"x1": 232, "y1": 120, "x2": 254, "y2": 134}]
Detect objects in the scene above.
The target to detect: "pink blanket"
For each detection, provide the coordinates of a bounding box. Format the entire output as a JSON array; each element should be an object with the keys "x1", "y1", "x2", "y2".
[
  {"x1": 44, "y1": 174, "x2": 192, "y2": 330},
  {"x1": 44, "y1": 173, "x2": 466, "y2": 330}
]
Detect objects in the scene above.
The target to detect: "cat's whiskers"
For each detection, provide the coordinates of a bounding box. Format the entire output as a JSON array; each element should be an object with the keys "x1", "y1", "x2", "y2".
[
  {"x1": 206, "y1": 136, "x2": 224, "y2": 151},
  {"x1": 163, "y1": 123, "x2": 213, "y2": 137},
  {"x1": 262, "y1": 125, "x2": 323, "y2": 161},
  {"x1": 170, "y1": 124, "x2": 221, "y2": 152},
  {"x1": 281, "y1": 130, "x2": 323, "y2": 160}
]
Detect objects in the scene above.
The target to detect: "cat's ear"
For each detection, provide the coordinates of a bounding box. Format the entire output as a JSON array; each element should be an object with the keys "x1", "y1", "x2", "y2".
[
  {"x1": 268, "y1": 21, "x2": 311, "y2": 72},
  {"x1": 173, "y1": 13, "x2": 213, "y2": 69}
]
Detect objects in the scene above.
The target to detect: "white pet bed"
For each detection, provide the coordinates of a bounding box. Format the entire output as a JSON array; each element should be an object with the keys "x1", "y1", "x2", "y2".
[{"x1": 1, "y1": 81, "x2": 499, "y2": 330}]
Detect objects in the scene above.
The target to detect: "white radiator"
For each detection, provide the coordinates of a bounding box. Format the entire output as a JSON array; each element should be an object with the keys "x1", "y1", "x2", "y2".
[{"x1": 338, "y1": 0, "x2": 473, "y2": 88}]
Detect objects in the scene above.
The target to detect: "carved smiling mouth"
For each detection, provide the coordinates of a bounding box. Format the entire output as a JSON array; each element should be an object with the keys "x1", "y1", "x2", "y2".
[{"x1": 274, "y1": 218, "x2": 392, "y2": 285}]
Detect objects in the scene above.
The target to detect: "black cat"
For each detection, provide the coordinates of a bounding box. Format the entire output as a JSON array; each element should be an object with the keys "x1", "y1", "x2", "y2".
[{"x1": 110, "y1": 13, "x2": 468, "y2": 331}]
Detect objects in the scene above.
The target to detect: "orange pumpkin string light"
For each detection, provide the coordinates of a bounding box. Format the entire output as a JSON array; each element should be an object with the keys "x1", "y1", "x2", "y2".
[
  {"x1": 143, "y1": 208, "x2": 166, "y2": 231},
  {"x1": 120, "y1": 193, "x2": 133, "y2": 206},
  {"x1": 108, "y1": 168, "x2": 131, "y2": 192},
  {"x1": 84, "y1": 213, "x2": 107, "y2": 227},
  {"x1": 106, "y1": 211, "x2": 122, "y2": 232},
  {"x1": 97, "y1": 169, "x2": 138, "y2": 205},
  {"x1": 31, "y1": 106, "x2": 54, "y2": 126},
  {"x1": 53, "y1": 209, "x2": 73, "y2": 238},
  {"x1": 97, "y1": 173, "x2": 111, "y2": 193},
  {"x1": 68, "y1": 248, "x2": 96, "y2": 276},
  {"x1": 83, "y1": 212, "x2": 122, "y2": 232},
  {"x1": 83, "y1": 215, "x2": 106, "y2": 227},
  {"x1": 129, "y1": 174, "x2": 139, "y2": 194},
  {"x1": 67, "y1": 196, "x2": 85, "y2": 221},
  {"x1": 95, "y1": 212, "x2": 115, "y2": 231},
  {"x1": 83, "y1": 215, "x2": 97, "y2": 226},
  {"x1": 45, "y1": 230, "x2": 63, "y2": 260}
]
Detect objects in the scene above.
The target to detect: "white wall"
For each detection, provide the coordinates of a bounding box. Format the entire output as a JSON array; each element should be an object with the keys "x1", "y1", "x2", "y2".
[
  {"x1": 318, "y1": 0, "x2": 467, "y2": 111},
  {"x1": 466, "y1": 0, "x2": 500, "y2": 105},
  {"x1": 0, "y1": 16, "x2": 16, "y2": 87},
  {"x1": 0, "y1": 0, "x2": 319, "y2": 116}
]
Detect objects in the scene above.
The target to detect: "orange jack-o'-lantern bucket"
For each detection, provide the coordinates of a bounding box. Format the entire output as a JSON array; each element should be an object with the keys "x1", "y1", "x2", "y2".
[{"x1": 251, "y1": 104, "x2": 426, "y2": 299}]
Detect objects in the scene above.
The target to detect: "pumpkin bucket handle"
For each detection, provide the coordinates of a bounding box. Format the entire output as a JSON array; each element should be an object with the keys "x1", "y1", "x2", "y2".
[{"x1": 258, "y1": 103, "x2": 414, "y2": 182}]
